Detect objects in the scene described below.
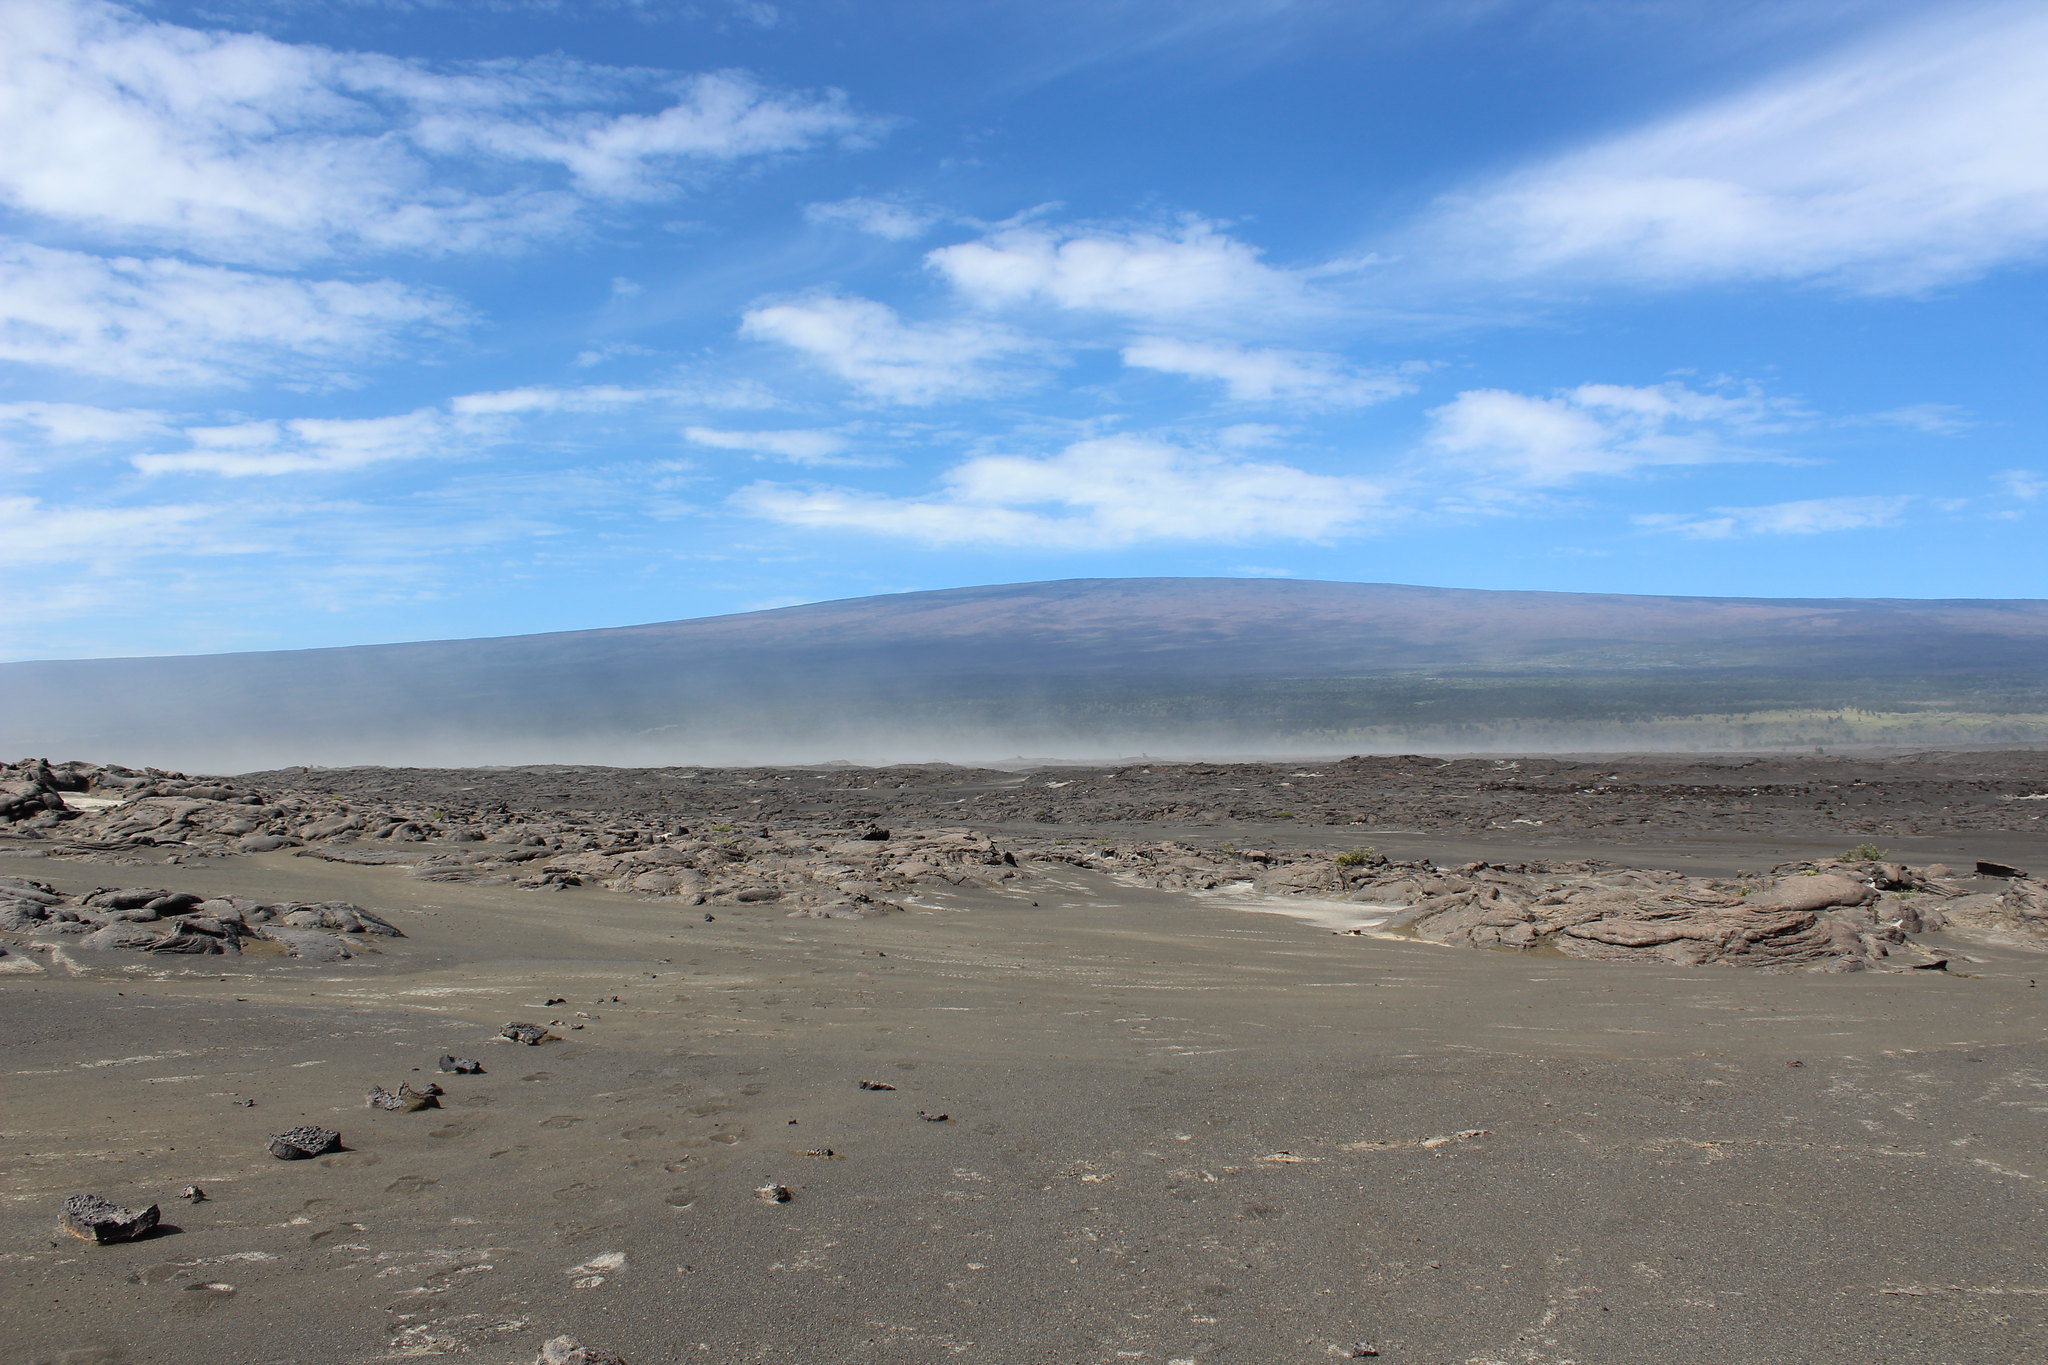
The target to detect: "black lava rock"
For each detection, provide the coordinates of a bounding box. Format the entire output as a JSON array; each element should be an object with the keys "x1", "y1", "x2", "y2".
[
  {"x1": 62, "y1": 1194, "x2": 160, "y2": 1243},
  {"x1": 267, "y1": 1125, "x2": 341, "y2": 1159}
]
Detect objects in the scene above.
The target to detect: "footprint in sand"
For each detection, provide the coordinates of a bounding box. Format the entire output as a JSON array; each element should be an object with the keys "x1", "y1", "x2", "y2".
[
  {"x1": 307, "y1": 1224, "x2": 364, "y2": 1244},
  {"x1": 538, "y1": 1114, "x2": 584, "y2": 1129},
  {"x1": 385, "y1": 1175, "x2": 439, "y2": 1195},
  {"x1": 621, "y1": 1125, "x2": 664, "y2": 1140},
  {"x1": 430, "y1": 1120, "x2": 481, "y2": 1139},
  {"x1": 174, "y1": 1283, "x2": 235, "y2": 1312}
]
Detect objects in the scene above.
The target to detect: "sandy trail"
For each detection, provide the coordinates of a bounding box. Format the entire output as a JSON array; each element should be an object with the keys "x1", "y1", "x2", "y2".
[{"x1": 4, "y1": 845, "x2": 2048, "y2": 1364}]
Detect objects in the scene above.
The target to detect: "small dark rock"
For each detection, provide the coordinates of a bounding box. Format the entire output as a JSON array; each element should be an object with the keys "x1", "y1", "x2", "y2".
[
  {"x1": 1977, "y1": 860, "x2": 2027, "y2": 879},
  {"x1": 178, "y1": 1185, "x2": 205, "y2": 1202},
  {"x1": 438, "y1": 1055, "x2": 484, "y2": 1074},
  {"x1": 501, "y1": 1023, "x2": 553, "y2": 1045},
  {"x1": 62, "y1": 1193, "x2": 161, "y2": 1243},
  {"x1": 267, "y1": 1125, "x2": 341, "y2": 1159},
  {"x1": 916, "y1": 1110, "x2": 950, "y2": 1123},
  {"x1": 857, "y1": 1080, "x2": 896, "y2": 1091},
  {"x1": 755, "y1": 1184, "x2": 794, "y2": 1203}
]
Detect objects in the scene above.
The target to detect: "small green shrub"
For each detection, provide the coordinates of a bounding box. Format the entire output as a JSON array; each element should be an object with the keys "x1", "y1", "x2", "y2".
[
  {"x1": 1332, "y1": 847, "x2": 1378, "y2": 867},
  {"x1": 1842, "y1": 843, "x2": 1890, "y2": 862}
]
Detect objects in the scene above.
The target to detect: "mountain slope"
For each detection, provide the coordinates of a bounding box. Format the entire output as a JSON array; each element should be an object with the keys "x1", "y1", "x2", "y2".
[{"x1": 6, "y1": 578, "x2": 2048, "y2": 768}]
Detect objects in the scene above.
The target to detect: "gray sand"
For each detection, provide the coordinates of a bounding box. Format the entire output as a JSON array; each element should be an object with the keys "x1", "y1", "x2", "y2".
[{"x1": 5, "y1": 817, "x2": 2048, "y2": 1363}]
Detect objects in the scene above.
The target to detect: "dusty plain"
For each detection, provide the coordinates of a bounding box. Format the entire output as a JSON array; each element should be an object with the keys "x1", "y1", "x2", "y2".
[{"x1": 6, "y1": 751, "x2": 2048, "y2": 1365}]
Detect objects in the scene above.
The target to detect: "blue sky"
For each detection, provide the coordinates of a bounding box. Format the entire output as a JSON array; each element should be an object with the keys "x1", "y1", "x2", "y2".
[{"x1": 3, "y1": 0, "x2": 2044, "y2": 659}]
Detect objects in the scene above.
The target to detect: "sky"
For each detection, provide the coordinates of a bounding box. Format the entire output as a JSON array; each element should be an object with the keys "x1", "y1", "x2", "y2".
[{"x1": 2, "y1": 0, "x2": 2045, "y2": 660}]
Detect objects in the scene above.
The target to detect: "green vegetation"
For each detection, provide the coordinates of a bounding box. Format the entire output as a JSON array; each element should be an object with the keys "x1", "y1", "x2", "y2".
[
  {"x1": 1332, "y1": 847, "x2": 1378, "y2": 867},
  {"x1": 1842, "y1": 843, "x2": 1890, "y2": 862}
]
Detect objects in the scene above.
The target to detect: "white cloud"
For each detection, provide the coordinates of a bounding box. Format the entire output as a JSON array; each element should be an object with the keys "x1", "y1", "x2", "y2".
[
  {"x1": 133, "y1": 408, "x2": 457, "y2": 477},
  {"x1": 1420, "y1": 1, "x2": 2048, "y2": 291},
  {"x1": 740, "y1": 293, "x2": 1043, "y2": 404},
  {"x1": 1997, "y1": 470, "x2": 2046, "y2": 501},
  {"x1": 1424, "y1": 381, "x2": 1794, "y2": 485},
  {"x1": 736, "y1": 433, "x2": 1381, "y2": 547},
  {"x1": 0, "y1": 240, "x2": 460, "y2": 386},
  {"x1": 448, "y1": 385, "x2": 667, "y2": 416},
  {"x1": 448, "y1": 379, "x2": 782, "y2": 415},
  {"x1": 1122, "y1": 336, "x2": 1411, "y2": 406},
  {"x1": 1868, "y1": 403, "x2": 1974, "y2": 436},
  {"x1": 0, "y1": 0, "x2": 878, "y2": 264},
  {"x1": 1637, "y1": 495, "x2": 1911, "y2": 539},
  {"x1": 929, "y1": 219, "x2": 1308, "y2": 319},
  {"x1": 804, "y1": 196, "x2": 939, "y2": 240},
  {"x1": 0, "y1": 401, "x2": 170, "y2": 445},
  {"x1": 683, "y1": 426, "x2": 859, "y2": 465},
  {"x1": 117, "y1": 382, "x2": 792, "y2": 478},
  {"x1": 416, "y1": 70, "x2": 874, "y2": 202},
  {"x1": 0, "y1": 494, "x2": 231, "y2": 565}
]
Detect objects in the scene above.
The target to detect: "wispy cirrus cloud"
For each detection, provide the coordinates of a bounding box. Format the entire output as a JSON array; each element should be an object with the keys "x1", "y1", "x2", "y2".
[
  {"x1": 0, "y1": 400, "x2": 170, "y2": 447},
  {"x1": 1636, "y1": 495, "x2": 1911, "y2": 539},
  {"x1": 132, "y1": 408, "x2": 461, "y2": 477},
  {"x1": 737, "y1": 433, "x2": 1381, "y2": 547},
  {"x1": 1122, "y1": 336, "x2": 1412, "y2": 406},
  {"x1": 1417, "y1": 1, "x2": 2048, "y2": 292},
  {"x1": 0, "y1": 0, "x2": 882, "y2": 265},
  {"x1": 684, "y1": 426, "x2": 874, "y2": 466},
  {"x1": 127, "y1": 383, "x2": 717, "y2": 476},
  {"x1": 0, "y1": 494, "x2": 239, "y2": 566},
  {"x1": 740, "y1": 293, "x2": 1048, "y2": 404},
  {"x1": 1424, "y1": 380, "x2": 1800, "y2": 486},
  {"x1": 803, "y1": 196, "x2": 943, "y2": 240},
  {"x1": 0, "y1": 240, "x2": 462, "y2": 387}
]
